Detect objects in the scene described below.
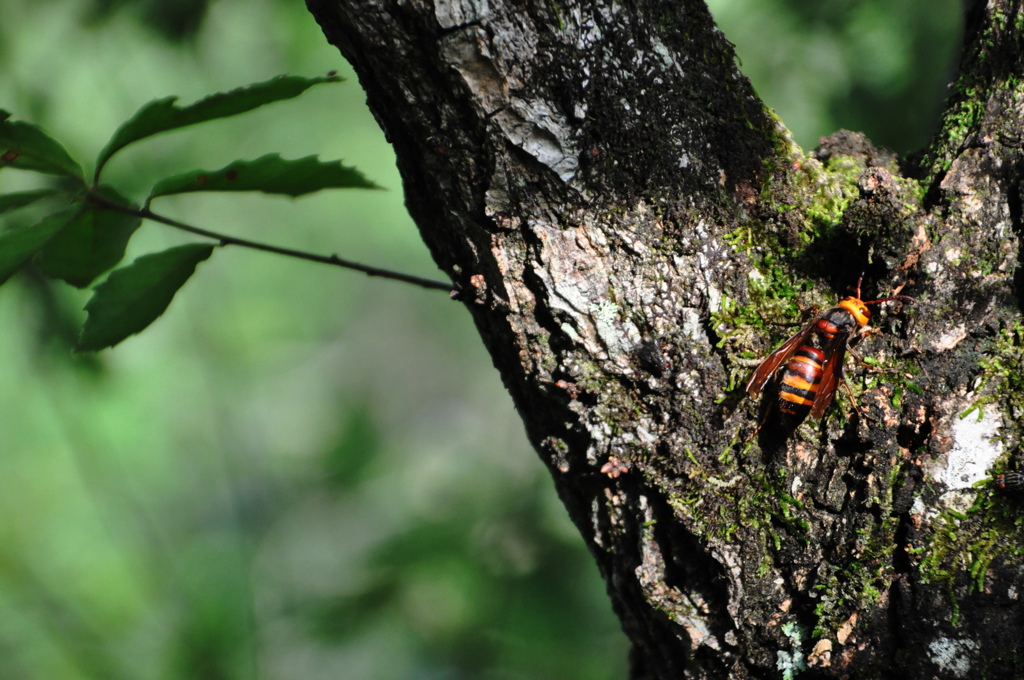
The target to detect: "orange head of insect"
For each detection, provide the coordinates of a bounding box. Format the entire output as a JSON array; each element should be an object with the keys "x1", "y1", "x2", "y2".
[
  {"x1": 838, "y1": 279, "x2": 914, "y2": 328},
  {"x1": 837, "y1": 297, "x2": 871, "y2": 326}
]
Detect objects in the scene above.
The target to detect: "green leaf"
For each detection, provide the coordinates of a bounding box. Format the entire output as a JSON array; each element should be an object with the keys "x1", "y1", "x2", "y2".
[
  {"x1": 77, "y1": 244, "x2": 215, "y2": 352},
  {"x1": 0, "y1": 207, "x2": 79, "y2": 284},
  {"x1": 148, "y1": 154, "x2": 379, "y2": 200},
  {"x1": 0, "y1": 189, "x2": 64, "y2": 215},
  {"x1": 37, "y1": 187, "x2": 142, "y2": 288},
  {"x1": 79, "y1": 244, "x2": 216, "y2": 350},
  {"x1": 96, "y1": 73, "x2": 342, "y2": 173},
  {"x1": 0, "y1": 110, "x2": 84, "y2": 179}
]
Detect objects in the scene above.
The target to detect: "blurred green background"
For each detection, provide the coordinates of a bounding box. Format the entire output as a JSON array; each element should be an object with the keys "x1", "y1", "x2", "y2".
[{"x1": 0, "y1": 0, "x2": 961, "y2": 678}]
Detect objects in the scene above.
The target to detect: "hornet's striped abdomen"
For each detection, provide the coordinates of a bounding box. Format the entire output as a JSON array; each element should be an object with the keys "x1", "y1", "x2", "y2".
[{"x1": 777, "y1": 346, "x2": 825, "y2": 422}]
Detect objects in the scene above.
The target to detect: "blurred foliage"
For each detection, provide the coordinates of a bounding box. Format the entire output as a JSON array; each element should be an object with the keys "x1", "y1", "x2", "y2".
[
  {"x1": 708, "y1": 0, "x2": 963, "y2": 153},
  {"x1": 83, "y1": 0, "x2": 212, "y2": 42},
  {"x1": 0, "y1": 0, "x2": 962, "y2": 678}
]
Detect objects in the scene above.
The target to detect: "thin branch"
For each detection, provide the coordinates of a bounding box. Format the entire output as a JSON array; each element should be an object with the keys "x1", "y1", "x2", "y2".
[{"x1": 89, "y1": 192, "x2": 454, "y2": 292}]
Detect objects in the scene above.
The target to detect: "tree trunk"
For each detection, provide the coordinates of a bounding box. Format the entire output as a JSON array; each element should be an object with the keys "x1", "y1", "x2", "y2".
[{"x1": 305, "y1": 0, "x2": 1024, "y2": 677}]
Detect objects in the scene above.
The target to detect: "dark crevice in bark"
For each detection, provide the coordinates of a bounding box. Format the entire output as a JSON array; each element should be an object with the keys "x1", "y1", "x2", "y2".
[
  {"x1": 1003, "y1": 159, "x2": 1024, "y2": 312},
  {"x1": 650, "y1": 496, "x2": 743, "y2": 677}
]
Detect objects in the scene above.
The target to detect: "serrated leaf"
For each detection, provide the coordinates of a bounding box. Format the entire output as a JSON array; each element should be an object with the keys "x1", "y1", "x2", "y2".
[
  {"x1": 0, "y1": 189, "x2": 63, "y2": 215},
  {"x1": 148, "y1": 153, "x2": 378, "y2": 200},
  {"x1": 77, "y1": 244, "x2": 214, "y2": 352},
  {"x1": 0, "y1": 110, "x2": 84, "y2": 179},
  {"x1": 0, "y1": 207, "x2": 79, "y2": 285},
  {"x1": 37, "y1": 187, "x2": 142, "y2": 287},
  {"x1": 96, "y1": 73, "x2": 342, "y2": 173}
]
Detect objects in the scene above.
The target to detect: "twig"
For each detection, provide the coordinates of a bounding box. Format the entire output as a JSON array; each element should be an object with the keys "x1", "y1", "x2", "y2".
[{"x1": 89, "y1": 192, "x2": 454, "y2": 292}]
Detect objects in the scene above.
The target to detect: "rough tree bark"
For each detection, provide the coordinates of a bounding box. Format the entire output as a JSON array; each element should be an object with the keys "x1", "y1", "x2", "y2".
[{"x1": 306, "y1": 0, "x2": 1024, "y2": 677}]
